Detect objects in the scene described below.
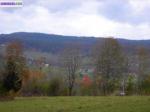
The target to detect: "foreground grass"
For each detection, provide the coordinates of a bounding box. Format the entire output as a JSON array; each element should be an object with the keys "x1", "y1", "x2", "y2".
[{"x1": 0, "y1": 96, "x2": 150, "y2": 112}]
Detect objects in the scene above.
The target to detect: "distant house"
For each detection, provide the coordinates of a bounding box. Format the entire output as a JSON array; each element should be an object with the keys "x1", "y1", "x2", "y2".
[
  {"x1": 78, "y1": 68, "x2": 94, "y2": 79},
  {"x1": 82, "y1": 75, "x2": 92, "y2": 87},
  {"x1": 77, "y1": 68, "x2": 94, "y2": 87},
  {"x1": 45, "y1": 64, "x2": 49, "y2": 67}
]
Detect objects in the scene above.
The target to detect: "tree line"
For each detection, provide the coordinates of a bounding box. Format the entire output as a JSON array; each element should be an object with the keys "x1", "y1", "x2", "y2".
[{"x1": 0, "y1": 38, "x2": 150, "y2": 99}]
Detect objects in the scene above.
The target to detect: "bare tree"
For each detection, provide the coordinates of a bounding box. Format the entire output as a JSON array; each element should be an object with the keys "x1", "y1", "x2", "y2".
[
  {"x1": 94, "y1": 38, "x2": 127, "y2": 95},
  {"x1": 61, "y1": 43, "x2": 81, "y2": 96}
]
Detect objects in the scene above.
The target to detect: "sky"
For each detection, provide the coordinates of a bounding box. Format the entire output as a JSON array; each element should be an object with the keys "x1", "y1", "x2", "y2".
[{"x1": 0, "y1": 0, "x2": 150, "y2": 40}]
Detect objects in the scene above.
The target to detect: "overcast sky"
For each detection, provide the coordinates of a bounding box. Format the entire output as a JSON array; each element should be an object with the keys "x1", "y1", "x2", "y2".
[{"x1": 0, "y1": 0, "x2": 150, "y2": 40}]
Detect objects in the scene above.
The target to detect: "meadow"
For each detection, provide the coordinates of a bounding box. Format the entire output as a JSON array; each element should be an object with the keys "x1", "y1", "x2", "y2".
[{"x1": 0, "y1": 96, "x2": 150, "y2": 112}]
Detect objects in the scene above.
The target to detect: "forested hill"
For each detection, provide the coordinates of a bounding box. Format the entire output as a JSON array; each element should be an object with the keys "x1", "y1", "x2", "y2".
[{"x1": 0, "y1": 32, "x2": 150, "y2": 54}]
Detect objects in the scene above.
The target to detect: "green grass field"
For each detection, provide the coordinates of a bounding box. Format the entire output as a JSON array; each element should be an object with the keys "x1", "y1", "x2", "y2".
[{"x1": 0, "y1": 96, "x2": 150, "y2": 112}]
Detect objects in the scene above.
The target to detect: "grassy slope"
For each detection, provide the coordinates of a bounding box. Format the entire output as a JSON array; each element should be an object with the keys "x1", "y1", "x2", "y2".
[{"x1": 0, "y1": 96, "x2": 150, "y2": 112}]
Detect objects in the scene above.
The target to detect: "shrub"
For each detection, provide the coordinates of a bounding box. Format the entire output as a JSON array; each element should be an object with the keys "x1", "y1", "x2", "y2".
[
  {"x1": 141, "y1": 76, "x2": 150, "y2": 95},
  {"x1": 47, "y1": 76, "x2": 68, "y2": 96},
  {"x1": 126, "y1": 75, "x2": 136, "y2": 95},
  {"x1": 48, "y1": 77, "x2": 62, "y2": 96}
]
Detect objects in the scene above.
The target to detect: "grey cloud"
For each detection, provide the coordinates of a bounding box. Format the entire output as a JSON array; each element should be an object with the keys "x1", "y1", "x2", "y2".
[
  {"x1": 0, "y1": 0, "x2": 150, "y2": 39},
  {"x1": 97, "y1": 0, "x2": 150, "y2": 24}
]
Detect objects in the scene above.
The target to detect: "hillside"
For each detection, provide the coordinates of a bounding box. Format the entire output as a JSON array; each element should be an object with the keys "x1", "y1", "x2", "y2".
[{"x1": 0, "y1": 32, "x2": 150, "y2": 54}]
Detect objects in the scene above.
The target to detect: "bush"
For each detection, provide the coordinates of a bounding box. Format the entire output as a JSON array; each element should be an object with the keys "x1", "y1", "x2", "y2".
[
  {"x1": 22, "y1": 79, "x2": 49, "y2": 96},
  {"x1": 141, "y1": 76, "x2": 150, "y2": 95},
  {"x1": 126, "y1": 75, "x2": 136, "y2": 95},
  {"x1": 48, "y1": 77, "x2": 67, "y2": 96}
]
